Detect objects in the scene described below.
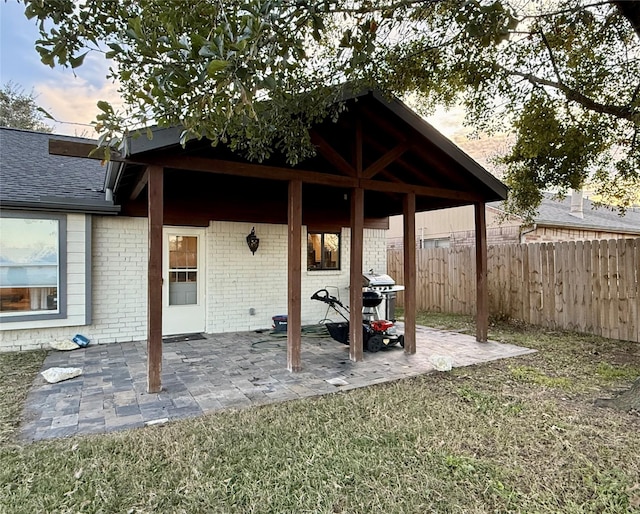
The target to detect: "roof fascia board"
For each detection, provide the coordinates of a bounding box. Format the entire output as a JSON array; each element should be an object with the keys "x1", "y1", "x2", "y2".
[
  {"x1": 0, "y1": 199, "x2": 120, "y2": 215},
  {"x1": 127, "y1": 126, "x2": 184, "y2": 155}
]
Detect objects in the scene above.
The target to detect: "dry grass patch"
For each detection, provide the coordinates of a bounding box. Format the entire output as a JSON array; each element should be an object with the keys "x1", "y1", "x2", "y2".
[
  {"x1": 1, "y1": 316, "x2": 639, "y2": 513},
  {"x1": 0, "y1": 350, "x2": 46, "y2": 445}
]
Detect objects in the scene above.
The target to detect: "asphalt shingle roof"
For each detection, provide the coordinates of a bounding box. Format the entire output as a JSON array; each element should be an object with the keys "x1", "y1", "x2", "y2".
[
  {"x1": 490, "y1": 194, "x2": 640, "y2": 234},
  {"x1": 0, "y1": 127, "x2": 108, "y2": 205}
]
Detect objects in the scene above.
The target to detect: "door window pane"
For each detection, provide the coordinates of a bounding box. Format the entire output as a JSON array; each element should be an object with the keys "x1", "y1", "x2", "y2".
[{"x1": 168, "y1": 235, "x2": 198, "y2": 305}]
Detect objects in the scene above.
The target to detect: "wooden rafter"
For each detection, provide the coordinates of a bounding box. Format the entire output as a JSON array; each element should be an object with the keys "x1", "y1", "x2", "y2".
[
  {"x1": 359, "y1": 132, "x2": 439, "y2": 187},
  {"x1": 310, "y1": 130, "x2": 357, "y2": 178},
  {"x1": 359, "y1": 105, "x2": 467, "y2": 188},
  {"x1": 395, "y1": 156, "x2": 439, "y2": 187},
  {"x1": 362, "y1": 141, "x2": 411, "y2": 179},
  {"x1": 129, "y1": 168, "x2": 149, "y2": 200}
]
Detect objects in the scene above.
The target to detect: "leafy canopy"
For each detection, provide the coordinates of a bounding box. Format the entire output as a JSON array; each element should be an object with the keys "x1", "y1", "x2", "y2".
[
  {"x1": 22, "y1": 0, "x2": 640, "y2": 216},
  {"x1": 0, "y1": 82, "x2": 52, "y2": 132}
]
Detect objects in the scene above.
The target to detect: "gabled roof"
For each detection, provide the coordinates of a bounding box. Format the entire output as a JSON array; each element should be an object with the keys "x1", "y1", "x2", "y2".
[
  {"x1": 490, "y1": 194, "x2": 640, "y2": 235},
  {"x1": 0, "y1": 127, "x2": 118, "y2": 214},
  {"x1": 107, "y1": 91, "x2": 507, "y2": 219}
]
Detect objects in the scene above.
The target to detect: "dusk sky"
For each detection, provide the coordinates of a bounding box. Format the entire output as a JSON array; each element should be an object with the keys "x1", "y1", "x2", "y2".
[
  {"x1": 0, "y1": 1, "x2": 464, "y2": 139},
  {"x1": 0, "y1": 1, "x2": 121, "y2": 136}
]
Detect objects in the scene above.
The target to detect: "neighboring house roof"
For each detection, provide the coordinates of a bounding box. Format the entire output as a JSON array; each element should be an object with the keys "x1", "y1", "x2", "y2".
[
  {"x1": 489, "y1": 194, "x2": 640, "y2": 235},
  {"x1": 0, "y1": 127, "x2": 118, "y2": 214}
]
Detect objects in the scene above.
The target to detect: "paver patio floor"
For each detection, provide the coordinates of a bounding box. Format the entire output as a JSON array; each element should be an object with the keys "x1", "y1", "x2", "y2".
[{"x1": 20, "y1": 325, "x2": 535, "y2": 441}]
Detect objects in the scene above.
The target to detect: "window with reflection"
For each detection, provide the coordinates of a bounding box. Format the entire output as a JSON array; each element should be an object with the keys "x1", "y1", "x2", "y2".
[
  {"x1": 307, "y1": 232, "x2": 340, "y2": 271},
  {"x1": 0, "y1": 217, "x2": 60, "y2": 314}
]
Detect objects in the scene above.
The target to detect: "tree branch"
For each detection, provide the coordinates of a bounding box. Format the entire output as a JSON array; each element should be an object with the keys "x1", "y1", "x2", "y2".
[
  {"x1": 507, "y1": 69, "x2": 640, "y2": 122},
  {"x1": 613, "y1": 0, "x2": 640, "y2": 38}
]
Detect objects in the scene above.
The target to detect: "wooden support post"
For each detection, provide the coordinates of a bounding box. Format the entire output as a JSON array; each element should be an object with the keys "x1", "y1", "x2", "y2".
[
  {"x1": 349, "y1": 187, "x2": 365, "y2": 361},
  {"x1": 287, "y1": 179, "x2": 303, "y2": 372},
  {"x1": 403, "y1": 192, "x2": 417, "y2": 354},
  {"x1": 147, "y1": 165, "x2": 163, "y2": 393},
  {"x1": 475, "y1": 202, "x2": 489, "y2": 342}
]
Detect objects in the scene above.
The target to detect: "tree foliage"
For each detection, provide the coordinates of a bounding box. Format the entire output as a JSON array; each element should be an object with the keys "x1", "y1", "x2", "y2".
[
  {"x1": 0, "y1": 82, "x2": 52, "y2": 132},
  {"x1": 21, "y1": 0, "x2": 640, "y2": 216}
]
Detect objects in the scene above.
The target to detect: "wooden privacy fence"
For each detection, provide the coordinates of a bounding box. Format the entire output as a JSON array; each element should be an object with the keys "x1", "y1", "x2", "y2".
[{"x1": 387, "y1": 238, "x2": 639, "y2": 343}]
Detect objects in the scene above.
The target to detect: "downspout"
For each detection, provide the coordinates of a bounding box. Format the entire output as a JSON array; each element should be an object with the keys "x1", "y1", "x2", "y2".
[
  {"x1": 104, "y1": 161, "x2": 124, "y2": 203},
  {"x1": 520, "y1": 223, "x2": 537, "y2": 243}
]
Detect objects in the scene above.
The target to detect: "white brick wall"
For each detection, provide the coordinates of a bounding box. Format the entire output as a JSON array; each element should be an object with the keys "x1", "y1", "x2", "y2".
[{"x1": 1, "y1": 216, "x2": 387, "y2": 351}]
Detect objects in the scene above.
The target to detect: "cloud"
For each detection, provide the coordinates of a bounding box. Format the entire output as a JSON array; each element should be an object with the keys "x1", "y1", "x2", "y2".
[{"x1": 28, "y1": 51, "x2": 122, "y2": 136}]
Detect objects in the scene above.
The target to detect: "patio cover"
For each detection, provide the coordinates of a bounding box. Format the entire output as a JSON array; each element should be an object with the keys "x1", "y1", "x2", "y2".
[{"x1": 49, "y1": 90, "x2": 508, "y2": 392}]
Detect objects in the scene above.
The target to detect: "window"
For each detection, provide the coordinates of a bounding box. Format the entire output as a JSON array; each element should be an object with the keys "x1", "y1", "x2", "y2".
[
  {"x1": 307, "y1": 232, "x2": 341, "y2": 270},
  {"x1": 420, "y1": 237, "x2": 450, "y2": 249},
  {"x1": 0, "y1": 213, "x2": 66, "y2": 320}
]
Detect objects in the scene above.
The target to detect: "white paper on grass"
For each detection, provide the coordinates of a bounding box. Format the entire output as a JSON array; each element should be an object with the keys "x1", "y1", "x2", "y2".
[
  {"x1": 430, "y1": 355, "x2": 453, "y2": 371},
  {"x1": 41, "y1": 367, "x2": 82, "y2": 383}
]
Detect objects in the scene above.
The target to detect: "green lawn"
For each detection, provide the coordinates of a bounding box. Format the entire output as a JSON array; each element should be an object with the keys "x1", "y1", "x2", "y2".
[{"x1": 1, "y1": 315, "x2": 639, "y2": 513}]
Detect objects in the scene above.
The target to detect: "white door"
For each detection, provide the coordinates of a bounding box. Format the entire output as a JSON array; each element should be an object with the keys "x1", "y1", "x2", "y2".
[{"x1": 162, "y1": 228, "x2": 206, "y2": 335}]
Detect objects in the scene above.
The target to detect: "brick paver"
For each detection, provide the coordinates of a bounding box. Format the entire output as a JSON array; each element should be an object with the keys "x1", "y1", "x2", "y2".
[{"x1": 20, "y1": 325, "x2": 535, "y2": 441}]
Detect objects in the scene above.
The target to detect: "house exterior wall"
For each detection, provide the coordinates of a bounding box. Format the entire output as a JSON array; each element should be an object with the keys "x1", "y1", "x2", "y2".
[
  {"x1": 0, "y1": 216, "x2": 387, "y2": 351},
  {"x1": 521, "y1": 226, "x2": 640, "y2": 243},
  {"x1": 387, "y1": 205, "x2": 513, "y2": 248}
]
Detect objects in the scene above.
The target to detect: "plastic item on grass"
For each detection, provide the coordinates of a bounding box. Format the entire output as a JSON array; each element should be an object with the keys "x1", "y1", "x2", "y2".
[{"x1": 430, "y1": 355, "x2": 453, "y2": 371}]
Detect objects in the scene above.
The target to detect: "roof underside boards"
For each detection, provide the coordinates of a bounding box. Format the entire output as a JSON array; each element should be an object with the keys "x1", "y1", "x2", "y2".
[
  {"x1": 0, "y1": 128, "x2": 119, "y2": 214},
  {"x1": 113, "y1": 92, "x2": 507, "y2": 220}
]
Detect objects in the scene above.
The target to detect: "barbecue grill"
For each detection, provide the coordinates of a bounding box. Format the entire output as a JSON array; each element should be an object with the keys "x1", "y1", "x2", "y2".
[{"x1": 362, "y1": 270, "x2": 405, "y2": 320}]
